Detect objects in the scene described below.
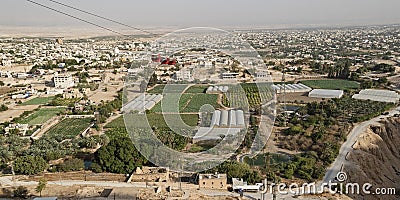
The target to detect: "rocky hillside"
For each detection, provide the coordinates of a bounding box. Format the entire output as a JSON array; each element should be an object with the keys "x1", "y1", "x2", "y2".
[{"x1": 346, "y1": 117, "x2": 400, "y2": 200}]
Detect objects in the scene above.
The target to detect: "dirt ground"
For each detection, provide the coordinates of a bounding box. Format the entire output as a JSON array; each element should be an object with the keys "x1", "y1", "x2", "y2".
[
  {"x1": 0, "y1": 104, "x2": 40, "y2": 123},
  {"x1": 277, "y1": 92, "x2": 325, "y2": 104},
  {"x1": 0, "y1": 87, "x2": 16, "y2": 96}
]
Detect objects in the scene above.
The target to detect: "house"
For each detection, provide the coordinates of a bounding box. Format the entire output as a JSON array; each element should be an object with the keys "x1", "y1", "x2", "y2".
[
  {"x1": 198, "y1": 173, "x2": 227, "y2": 190},
  {"x1": 5, "y1": 123, "x2": 29, "y2": 136},
  {"x1": 63, "y1": 88, "x2": 84, "y2": 99}
]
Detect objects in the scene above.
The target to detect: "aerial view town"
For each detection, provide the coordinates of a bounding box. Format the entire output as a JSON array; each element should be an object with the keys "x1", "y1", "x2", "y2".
[{"x1": 0, "y1": 0, "x2": 399, "y2": 200}]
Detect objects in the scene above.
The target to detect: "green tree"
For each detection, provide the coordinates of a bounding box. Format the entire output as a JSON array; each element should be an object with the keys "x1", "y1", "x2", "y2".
[
  {"x1": 13, "y1": 186, "x2": 28, "y2": 199},
  {"x1": 14, "y1": 155, "x2": 47, "y2": 175},
  {"x1": 94, "y1": 129, "x2": 147, "y2": 174},
  {"x1": 36, "y1": 178, "x2": 47, "y2": 196},
  {"x1": 57, "y1": 158, "x2": 84, "y2": 172}
]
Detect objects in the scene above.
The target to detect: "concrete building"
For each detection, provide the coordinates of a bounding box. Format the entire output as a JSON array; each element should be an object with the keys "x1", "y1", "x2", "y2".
[
  {"x1": 54, "y1": 74, "x2": 74, "y2": 89},
  {"x1": 174, "y1": 70, "x2": 191, "y2": 81},
  {"x1": 198, "y1": 173, "x2": 227, "y2": 190},
  {"x1": 308, "y1": 89, "x2": 344, "y2": 99}
]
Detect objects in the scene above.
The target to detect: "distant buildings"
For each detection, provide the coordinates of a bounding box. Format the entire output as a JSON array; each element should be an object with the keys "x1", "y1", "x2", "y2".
[{"x1": 174, "y1": 70, "x2": 192, "y2": 81}]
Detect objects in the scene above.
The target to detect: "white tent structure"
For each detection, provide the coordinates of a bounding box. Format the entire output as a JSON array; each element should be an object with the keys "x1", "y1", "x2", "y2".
[
  {"x1": 210, "y1": 110, "x2": 245, "y2": 128},
  {"x1": 352, "y1": 89, "x2": 399, "y2": 103},
  {"x1": 308, "y1": 89, "x2": 344, "y2": 99},
  {"x1": 272, "y1": 83, "x2": 312, "y2": 94},
  {"x1": 122, "y1": 94, "x2": 163, "y2": 112}
]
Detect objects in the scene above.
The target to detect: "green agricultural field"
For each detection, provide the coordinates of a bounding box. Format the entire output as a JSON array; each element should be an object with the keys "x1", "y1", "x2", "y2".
[
  {"x1": 181, "y1": 94, "x2": 220, "y2": 113},
  {"x1": 223, "y1": 83, "x2": 274, "y2": 108},
  {"x1": 17, "y1": 107, "x2": 66, "y2": 125},
  {"x1": 301, "y1": 79, "x2": 360, "y2": 90},
  {"x1": 105, "y1": 114, "x2": 199, "y2": 129},
  {"x1": 22, "y1": 96, "x2": 55, "y2": 105},
  {"x1": 148, "y1": 84, "x2": 189, "y2": 94},
  {"x1": 45, "y1": 118, "x2": 93, "y2": 142},
  {"x1": 151, "y1": 93, "x2": 193, "y2": 113},
  {"x1": 184, "y1": 85, "x2": 209, "y2": 93}
]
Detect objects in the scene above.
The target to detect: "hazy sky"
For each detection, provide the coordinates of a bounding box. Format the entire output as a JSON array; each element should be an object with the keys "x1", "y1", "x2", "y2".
[{"x1": 2, "y1": 0, "x2": 400, "y2": 28}]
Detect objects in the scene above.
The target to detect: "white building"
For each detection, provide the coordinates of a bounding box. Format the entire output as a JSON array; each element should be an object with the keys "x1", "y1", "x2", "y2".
[
  {"x1": 221, "y1": 72, "x2": 239, "y2": 79},
  {"x1": 175, "y1": 70, "x2": 191, "y2": 81},
  {"x1": 54, "y1": 74, "x2": 74, "y2": 89}
]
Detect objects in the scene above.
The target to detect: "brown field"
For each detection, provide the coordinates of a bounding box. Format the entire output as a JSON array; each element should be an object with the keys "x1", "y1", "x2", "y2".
[
  {"x1": 0, "y1": 87, "x2": 16, "y2": 96},
  {"x1": 277, "y1": 92, "x2": 325, "y2": 104}
]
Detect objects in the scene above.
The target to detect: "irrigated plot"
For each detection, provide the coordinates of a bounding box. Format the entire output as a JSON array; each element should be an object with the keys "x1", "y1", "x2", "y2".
[
  {"x1": 44, "y1": 118, "x2": 93, "y2": 142},
  {"x1": 108, "y1": 114, "x2": 199, "y2": 129},
  {"x1": 151, "y1": 93, "x2": 193, "y2": 113},
  {"x1": 181, "y1": 94, "x2": 220, "y2": 113},
  {"x1": 21, "y1": 96, "x2": 55, "y2": 105},
  {"x1": 301, "y1": 79, "x2": 360, "y2": 90},
  {"x1": 17, "y1": 107, "x2": 66, "y2": 125}
]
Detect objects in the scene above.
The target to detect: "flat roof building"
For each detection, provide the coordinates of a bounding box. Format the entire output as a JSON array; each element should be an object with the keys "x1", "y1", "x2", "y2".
[
  {"x1": 198, "y1": 174, "x2": 227, "y2": 190},
  {"x1": 54, "y1": 74, "x2": 74, "y2": 89}
]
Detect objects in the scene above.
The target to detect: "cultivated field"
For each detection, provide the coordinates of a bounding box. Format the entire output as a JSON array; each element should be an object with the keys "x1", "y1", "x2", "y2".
[
  {"x1": 223, "y1": 83, "x2": 274, "y2": 108},
  {"x1": 17, "y1": 107, "x2": 66, "y2": 125},
  {"x1": 300, "y1": 79, "x2": 360, "y2": 90},
  {"x1": 181, "y1": 94, "x2": 220, "y2": 113},
  {"x1": 44, "y1": 118, "x2": 93, "y2": 141},
  {"x1": 21, "y1": 96, "x2": 55, "y2": 105},
  {"x1": 106, "y1": 114, "x2": 199, "y2": 129}
]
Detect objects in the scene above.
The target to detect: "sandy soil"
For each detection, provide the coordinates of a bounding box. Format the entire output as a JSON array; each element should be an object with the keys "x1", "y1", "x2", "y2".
[{"x1": 0, "y1": 104, "x2": 40, "y2": 123}]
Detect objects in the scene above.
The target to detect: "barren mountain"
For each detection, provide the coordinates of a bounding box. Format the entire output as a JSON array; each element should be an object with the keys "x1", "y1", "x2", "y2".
[{"x1": 345, "y1": 117, "x2": 400, "y2": 200}]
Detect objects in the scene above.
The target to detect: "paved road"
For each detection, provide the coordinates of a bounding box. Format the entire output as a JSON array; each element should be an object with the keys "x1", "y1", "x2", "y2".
[{"x1": 320, "y1": 106, "x2": 400, "y2": 187}]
